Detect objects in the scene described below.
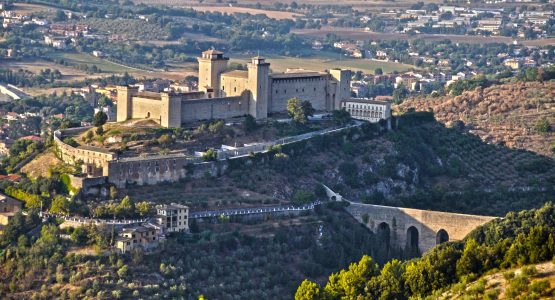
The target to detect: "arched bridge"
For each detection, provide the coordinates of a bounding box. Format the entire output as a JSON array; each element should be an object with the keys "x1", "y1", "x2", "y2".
[
  {"x1": 346, "y1": 202, "x2": 497, "y2": 253},
  {"x1": 322, "y1": 185, "x2": 497, "y2": 253}
]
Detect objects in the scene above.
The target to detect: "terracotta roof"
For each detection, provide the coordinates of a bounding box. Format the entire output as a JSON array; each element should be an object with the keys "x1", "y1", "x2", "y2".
[{"x1": 0, "y1": 174, "x2": 22, "y2": 182}]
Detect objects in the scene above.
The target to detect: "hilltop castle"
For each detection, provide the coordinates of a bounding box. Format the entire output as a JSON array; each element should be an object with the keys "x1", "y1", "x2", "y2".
[{"x1": 117, "y1": 50, "x2": 352, "y2": 127}]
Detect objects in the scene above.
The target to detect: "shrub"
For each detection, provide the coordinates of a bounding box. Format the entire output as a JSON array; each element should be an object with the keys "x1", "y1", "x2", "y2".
[
  {"x1": 292, "y1": 190, "x2": 316, "y2": 205},
  {"x1": 535, "y1": 118, "x2": 551, "y2": 133},
  {"x1": 201, "y1": 148, "x2": 217, "y2": 162}
]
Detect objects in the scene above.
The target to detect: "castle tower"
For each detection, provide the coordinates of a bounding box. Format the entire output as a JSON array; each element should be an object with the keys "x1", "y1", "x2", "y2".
[
  {"x1": 160, "y1": 93, "x2": 182, "y2": 128},
  {"x1": 116, "y1": 86, "x2": 139, "y2": 122},
  {"x1": 197, "y1": 49, "x2": 229, "y2": 96},
  {"x1": 247, "y1": 56, "x2": 270, "y2": 119},
  {"x1": 329, "y1": 69, "x2": 352, "y2": 110}
]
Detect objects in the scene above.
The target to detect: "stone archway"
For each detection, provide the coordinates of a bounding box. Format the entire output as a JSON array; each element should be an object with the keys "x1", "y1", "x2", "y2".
[
  {"x1": 436, "y1": 229, "x2": 449, "y2": 245},
  {"x1": 377, "y1": 222, "x2": 391, "y2": 247},
  {"x1": 406, "y1": 226, "x2": 419, "y2": 257}
]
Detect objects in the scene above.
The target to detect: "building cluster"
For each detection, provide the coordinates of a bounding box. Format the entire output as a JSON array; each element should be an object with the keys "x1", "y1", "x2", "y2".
[
  {"x1": 43, "y1": 23, "x2": 90, "y2": 49},
  {"x1": 115, "y1": 203, "x2": 189, "y2": 254},
  {"x1": 1, "y1": 8, "x2": 48, "y2": 29},
  {"x1": 368, "y1": 5, "x2": 554, "y2": 37}
]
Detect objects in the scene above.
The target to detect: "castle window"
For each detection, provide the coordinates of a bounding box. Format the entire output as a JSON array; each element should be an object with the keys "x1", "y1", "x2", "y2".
[
  {"x1": 302, "y1": 88, "x2": 304, "y2": 92},
  {"x1": 234, "y1": 87, "x2": 236, "y2": 92},
  {"x1": 276, "y1": 90, "x2": 278, "y2": 94}
]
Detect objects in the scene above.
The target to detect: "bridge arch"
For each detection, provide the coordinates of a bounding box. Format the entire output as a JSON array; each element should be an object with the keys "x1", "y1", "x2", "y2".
[
  {"x1": 406, "y1": 226, "x2": 420, "y2": 257},
  {"x1": 436, "y1": 229, "x2": 449, "y2": 245},
  {"x1": 376, "y1": 222, "x2": 391, "y2": 247}
]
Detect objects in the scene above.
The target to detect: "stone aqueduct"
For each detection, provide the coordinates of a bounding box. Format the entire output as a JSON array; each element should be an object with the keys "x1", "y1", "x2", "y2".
[
  {"x1": 323, "y1": 186, "x2": 497, "y2": 253},
  {"x1": 346, "y1": 202, "x2": 497, "y2": 253}
]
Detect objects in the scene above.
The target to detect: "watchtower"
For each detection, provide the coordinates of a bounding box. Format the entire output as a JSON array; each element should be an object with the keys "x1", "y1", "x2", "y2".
[
  {"x1": 116, "y1": 85, "x2": 139, "y2": 122},
  {"x1": 197, "y1": 49, "x2": 229, "y2": 96},
  {"x1": 247, "y1": 56, "x2": 270, "y2": 119}
]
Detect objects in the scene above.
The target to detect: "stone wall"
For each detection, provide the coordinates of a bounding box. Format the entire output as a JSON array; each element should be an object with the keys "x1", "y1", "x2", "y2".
[
  {"x1": 54, "y1": 129, "x2": 116, "y2": 175},
  {"x1": 107, "y1": 155, "x2": 226, "y2": 188},
  {"x1": 131, "y1": 96, "x2": 163, "y2": 121},
  {"x1": 268, "y1": 76, "x2": 329, "y2": 112},
  {"x1": 346, "y1": 202, "x2": 496, "y2": 253},
  {"x1": 180, "y1": 95, "x2": 249, "y2": 122}
]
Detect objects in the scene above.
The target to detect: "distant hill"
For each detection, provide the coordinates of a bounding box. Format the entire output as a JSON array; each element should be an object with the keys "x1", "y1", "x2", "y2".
[{"x1": 398, "y1": 80, "x2": 555, "y2": 158}]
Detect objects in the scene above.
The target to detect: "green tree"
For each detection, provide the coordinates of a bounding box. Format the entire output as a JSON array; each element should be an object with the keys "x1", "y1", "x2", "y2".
[
  {"x1": 136, "y1": 201, "x2": 152, "y2": 216},
  {"x1": 201, "y1": 148, "x2": 217, "y2": 162},
  {"x1": 324, "y1": 255, "x2": 378, "y2": 298},
  {"x1": 92, "y1": 111, "x2": 108, "y2": 127},
  {"x1": 456, "y1": 239, "x2": 483, "y2": 278},
  {"x1": 287, "y1": 97, "x2": 314, "y2": 124},
  {"x1": 331, "y1": 109, "x2": 351, "y2": 125},
  {"x1": 50, "y1": 195, "x2": 71, "y2": 215},
  {"x1": 109, "y1": 186, "x2": 118, "y2": 200},
  {"x1": 295, "y1": 280, "x2": 323, "y2": 300},
  {"x1": 158, "y1": 134, "x2": 173, "y2": 147},
  {"x1": 117, "y1": 265, "x2": 128, "y2": 278},
  {"x1": 116, "y1": 196, "x2": 135, "y2": 218},
  {"x1": 243, "y1": 114, "x2": 257, "y2": 132},
  {"x1": 370, "y1": 259, "x2": 406, "y2": 300}
]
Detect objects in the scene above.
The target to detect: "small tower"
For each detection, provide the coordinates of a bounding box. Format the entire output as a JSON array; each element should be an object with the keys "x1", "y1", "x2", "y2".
[
  {"x1": 116, "y1": 85, "x2": 138, "y2": 122},
  {"x1": 247, "y1": 56, "x2": 270, "y2": 119},
  {"x1": 197, "y1": 49, "x2": 229, "y2": 96},
  {"x1": 329, "y1": 69, "x2": 352, "y2": 110}
]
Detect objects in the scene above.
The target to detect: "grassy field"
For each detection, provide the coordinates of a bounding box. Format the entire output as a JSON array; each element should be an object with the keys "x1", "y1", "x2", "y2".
[
  {"x1": 11, "y1": 3, "x2": 57, "y2": 15},
  {"x1": 230, "y1": 51, "x2": 414, "y2": 74},
  {"x1": 48, "y1": 52, "x2": 140, "y2": 74}
]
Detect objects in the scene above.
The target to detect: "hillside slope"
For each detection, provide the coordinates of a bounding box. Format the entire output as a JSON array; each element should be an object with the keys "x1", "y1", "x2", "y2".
[
  {"x1": 123, "y1": 114, "x2": 555, "y2": 216},
  {"x1": 440, "y1": 262, "x2": 555, "y2": 299},
  {"x1": 398, "y1": 81, "x2": 555, "y2": 158}
]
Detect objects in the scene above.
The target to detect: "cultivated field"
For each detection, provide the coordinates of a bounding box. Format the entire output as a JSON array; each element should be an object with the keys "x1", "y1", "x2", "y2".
[
  {"x1": 133, "y1": 0, "x2": 444, "y2": 11},
  {"x1": 230, "y1": 51, "x2": 413, "y2": 74},
  {"x1": 188, "y1": 6, "x2": 302, "y2": 20},
  {"x1": 11, "y1": 3, "x2": 57, "y2": 15},
  {"x1": 293, "y1": 27, "x2": 555, "y2": 46}
]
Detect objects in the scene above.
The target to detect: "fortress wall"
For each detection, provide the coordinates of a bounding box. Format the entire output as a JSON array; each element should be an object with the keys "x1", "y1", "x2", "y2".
[
  {"x1": 269, "y1": 77, "x2": 328, "y2": 112},
  {"x1": 220, "y1": 76, "x2": 249, "y2": 97},
  {"x1": 181, "y1": 96, "x2": 248, "y2": 122},
  {"x1": 53, "y1": 130, "x2": 115, "y2": 170},
  {"x1": 131, "y1": 97, "x2": 163, "y2": 121},
  {"x1": 107, "y1": 157, "x2": 226, "y2": 188}
]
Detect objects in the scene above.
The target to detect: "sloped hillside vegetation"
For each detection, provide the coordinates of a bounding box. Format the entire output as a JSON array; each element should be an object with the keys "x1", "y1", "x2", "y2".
[
  {"x1": 399, "y1": 81, "x2": 555, "y2": 158},
  {"x1": 295, "y1": 202, "x2": 555, "y2": 300}
]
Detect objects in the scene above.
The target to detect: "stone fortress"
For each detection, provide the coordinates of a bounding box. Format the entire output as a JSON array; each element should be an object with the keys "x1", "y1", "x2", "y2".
[
  {"x1": 54, "y1": 49, "x2": 392, "y2": 189},
  {"x1": 116, "y1": 49, "x2": 352, "y2": 127}
]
